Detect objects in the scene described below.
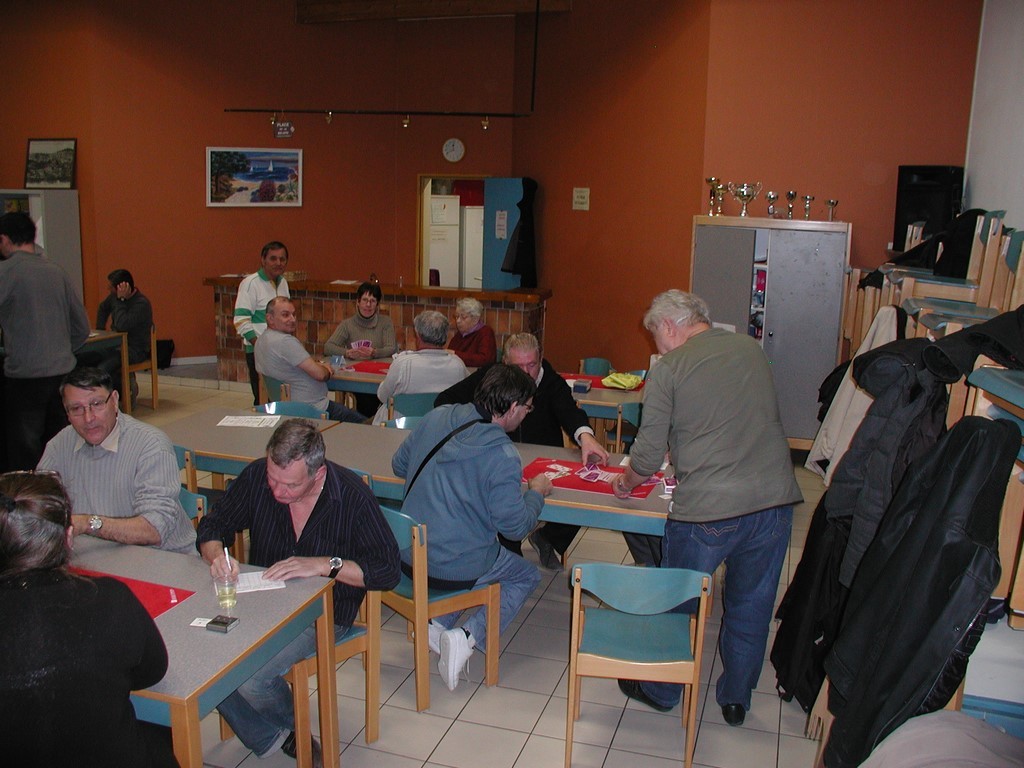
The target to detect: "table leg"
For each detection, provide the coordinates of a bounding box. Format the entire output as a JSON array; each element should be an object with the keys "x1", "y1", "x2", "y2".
[
  {"x1": 316, "y1": 589, "x2": 339, "y2": 768},
  {"x1": 169, "y1": 699, "x2": 203, "y2": 767}
]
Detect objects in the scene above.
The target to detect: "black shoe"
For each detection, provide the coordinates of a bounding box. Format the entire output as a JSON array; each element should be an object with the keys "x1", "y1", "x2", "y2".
[
  {"x1": 721, "y1": 703, "x2": 746, "y2": 726},
  {"x1": 618, "y1": 678, "x2": 673, "y2": 713},
  {"x1": 281, "y1": 731, "x2": 324, "y2": 767},
  {"x1": 529, "y1": 529, "x2": 563, "y2": 571}
]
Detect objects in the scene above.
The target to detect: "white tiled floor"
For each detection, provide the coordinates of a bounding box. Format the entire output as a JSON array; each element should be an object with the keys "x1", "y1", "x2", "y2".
[{"x1": 133, "y1": 375, "x2": 827, "y2": 767}]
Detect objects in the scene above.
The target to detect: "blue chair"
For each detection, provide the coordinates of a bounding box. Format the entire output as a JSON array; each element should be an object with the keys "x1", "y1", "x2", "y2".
[
  {"x1": 178, "y1": 487, "x2": 207, "y2": 525},
  {"x1": 605, "y1": 401, "x2": 642, "y2": 453},
  {"x1": 579, "y1": 357, "x2": 613, "y2": 376},
  {"x1": 258, "y1": 373, "x2": 290, "y2": 404},
  {"x1": 389, "y1": 391, "x2": 440, "y2": 420},
  {"x1": 378, "y1": 504, "x2": 499, "y2": 711},
  {"x1": 566, "y1": 563, "x2": 711, "y2": 768},
  {"x1": 285, "y1": 593, "x2": 382, "y2": 749},
  {"x1": 254, "y1": 400, "x2": 325, "y2": 419},
  {"x1": 380, "y1": 416, "x2": 422, "y2": 430}
]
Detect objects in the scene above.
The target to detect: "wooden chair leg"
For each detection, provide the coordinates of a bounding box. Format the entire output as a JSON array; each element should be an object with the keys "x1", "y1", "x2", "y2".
[
  {"x1": 484, "y1": 584, "x2": 500, "y2": 686},
  {"x1": 287, "y1": 661, "x2": 314, "y2": 768}
]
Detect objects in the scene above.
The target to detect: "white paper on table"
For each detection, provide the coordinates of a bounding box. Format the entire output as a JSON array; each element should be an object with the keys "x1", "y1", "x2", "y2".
[
  {"x1": 618, "y1": 456, "x2": 670, "y2": 471},
  {"x1": 217, "y1": 415, "x2": 282, "y2": 428},
  {"x1": 235, "y1": 572, "x2": 287, "y2": 593}
]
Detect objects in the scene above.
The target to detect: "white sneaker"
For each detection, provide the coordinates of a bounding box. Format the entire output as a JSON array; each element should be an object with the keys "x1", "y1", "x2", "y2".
[
  {"x1": 438, "y1": 628, "x2": 475, "y2": 691},
  {"x1": 427, "y1": 620, "x2": 442, "y2": 655}
]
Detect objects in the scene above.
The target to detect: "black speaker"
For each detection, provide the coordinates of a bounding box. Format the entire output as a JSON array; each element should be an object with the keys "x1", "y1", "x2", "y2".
[{"x1": 892, "y1": 165, "x2": 964, "y2": 250}]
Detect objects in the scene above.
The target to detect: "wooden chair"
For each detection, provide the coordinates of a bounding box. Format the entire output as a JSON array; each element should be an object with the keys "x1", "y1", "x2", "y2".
[
  {"x1": 579, "y1": 357, "x2": 613, "y2": 376},
  {"x1": 286, "y1": 590, "x2": 383, "y2": 755},
  {"x1": 125, "y1": 324, "x2": 159, "y2": 410},
  {"x1": 378, "y1": 504, "x2": 500, "y2": 711},
  {"x1": 388, "y1": 391, "x2": 440, "y2": 420},
  {"x1": 566, "y1": 564, "x2": 711, "y2": 768},
  {"x1": 892, "y1": 210, "x2": 1005, "y2": 306},
  {"x1": 253, "y1": 401, "x2": 325, "y2": 419},
  {"x1": 258, "y1": 374, "x2": 290, "y2": 404},
  {"x1": 178, "y1": 487, "x2": 206, "y2": 527},
  {"x1": 605, "y1": 400, "x2": 641, "y2": 453}
]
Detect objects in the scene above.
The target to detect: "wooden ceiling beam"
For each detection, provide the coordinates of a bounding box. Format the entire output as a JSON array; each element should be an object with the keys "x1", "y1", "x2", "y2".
[{"x1": 296, "y1": 0, "x2": 571, "y2": 23}]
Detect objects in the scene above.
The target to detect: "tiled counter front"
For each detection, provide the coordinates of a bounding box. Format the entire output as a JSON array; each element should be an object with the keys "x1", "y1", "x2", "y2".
[{"x1": 204, "y1": 278, "x2": 551, "y2": 384}]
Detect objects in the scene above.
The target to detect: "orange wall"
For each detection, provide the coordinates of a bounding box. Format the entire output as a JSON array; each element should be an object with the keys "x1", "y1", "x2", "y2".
[{"x1": 1, "y1": 0, "x2": 981, "y2": 372}]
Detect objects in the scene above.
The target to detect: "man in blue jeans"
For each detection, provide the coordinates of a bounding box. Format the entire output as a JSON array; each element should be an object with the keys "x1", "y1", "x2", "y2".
[
  {"x1": 611, "y1": 290, "x2": 801, "y2": 726},
  {"x1": 392, "y1": 364, "x2": 553, "y2": 691}
]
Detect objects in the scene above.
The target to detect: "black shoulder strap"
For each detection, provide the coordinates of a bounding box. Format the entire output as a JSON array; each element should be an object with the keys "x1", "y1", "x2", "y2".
[{"x1": 405, "y1": 419, "x2": 485, "y2": 496}]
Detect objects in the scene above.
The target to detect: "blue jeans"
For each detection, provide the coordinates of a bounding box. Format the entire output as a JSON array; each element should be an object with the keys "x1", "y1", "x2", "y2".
[
  {"x1": 216, "y1": 622, "x2": 347, "y2": 756},
  {"x1": 433, "y1": 545, "x2": 541, "y2": 650},
  {"x1": 641, "y1": 505, "x2": 792, "y2": 711}
]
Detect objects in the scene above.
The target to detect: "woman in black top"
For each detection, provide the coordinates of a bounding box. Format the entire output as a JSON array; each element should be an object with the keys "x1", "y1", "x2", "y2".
[{"x1": 0, "y1": 471, "x2": 177, "y2": 767}]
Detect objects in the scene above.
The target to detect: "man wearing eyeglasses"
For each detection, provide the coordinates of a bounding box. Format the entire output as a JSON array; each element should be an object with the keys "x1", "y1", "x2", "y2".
[
  {"x1": 37, "y1": 367, "x2": 196, "y2": 554},
  {"x1": 392, "y1": 364, "x2": 553, "y2": 692}
]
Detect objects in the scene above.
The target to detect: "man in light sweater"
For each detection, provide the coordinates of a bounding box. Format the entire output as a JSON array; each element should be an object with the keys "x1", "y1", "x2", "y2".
[
  {"x1": 234, "y1": 241, "x2": 290, "y2": 405},
  {"x1": 38, "y1": 367, "x2": 196, "y2": 554},
  {"x1": 0, "y1": 211, "x2": 90, "y2": 470}
]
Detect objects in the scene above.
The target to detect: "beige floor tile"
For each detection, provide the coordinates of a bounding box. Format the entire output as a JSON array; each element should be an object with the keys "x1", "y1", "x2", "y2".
[{"x1": 429, "y1": 720, "x2": 530, "y2": 768}]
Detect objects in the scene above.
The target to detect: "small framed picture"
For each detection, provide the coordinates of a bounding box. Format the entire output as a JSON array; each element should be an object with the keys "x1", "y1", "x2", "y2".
[{"x1": 25, "y1": 138, "x2": 77, "y2": 189}]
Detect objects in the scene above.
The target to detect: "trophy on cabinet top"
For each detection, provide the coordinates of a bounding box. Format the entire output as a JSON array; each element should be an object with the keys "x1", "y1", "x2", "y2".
[
  {"x1": 826, "y1": 199, "x2": 839, "y2": 222},
  {"x1": 727, "y1": 181, "x2": 762, "y2": 217},
  {"x1": 714, "y1": 183, "x2": 727, "y2": 216},
  {"x1": 765, "y1": 191, "x2": 779, "y2": 218},
  {"x1": 802, "y1": 194, "x2": 815, "y2": 220},
  {"x1": 785, "y1": 190, "x2": 797, "y2": 220},
  {"x1": 705, "y1": 177, "x2": 720, "y2": 216}
]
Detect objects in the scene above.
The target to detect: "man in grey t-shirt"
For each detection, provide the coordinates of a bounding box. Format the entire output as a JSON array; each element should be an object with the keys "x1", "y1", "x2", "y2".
[{"x1": 254, "y1": 298, "x2": 364, "y2": 423}]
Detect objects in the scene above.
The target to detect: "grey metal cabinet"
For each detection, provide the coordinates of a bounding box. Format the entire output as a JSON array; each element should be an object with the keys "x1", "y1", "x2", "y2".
[{"x1": 690, "y1": 215, "x2": 851, "y2": 443}]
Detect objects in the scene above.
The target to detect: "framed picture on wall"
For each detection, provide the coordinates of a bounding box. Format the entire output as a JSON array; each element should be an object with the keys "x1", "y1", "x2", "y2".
[
  {"x1": 24, "y1": 138, "x2": 77, "y2": 189},
  {"x1": 206, "y1": 147, "x2": 302, "y2": 207}
]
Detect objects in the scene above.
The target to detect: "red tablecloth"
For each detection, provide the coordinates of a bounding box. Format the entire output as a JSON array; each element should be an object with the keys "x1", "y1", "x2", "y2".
[
  {"x1": 70, "y1": 567, "x2": 195, "y2": 619},
  {"x1": 348, "y1": 361, "x2": 391, "y2": 375},
  {"x1": 561, "y1": 372, "x2": 644, "y2": 391},
  {"x1": 522, "y1": 457, "x2": 662, "y2": 499}
]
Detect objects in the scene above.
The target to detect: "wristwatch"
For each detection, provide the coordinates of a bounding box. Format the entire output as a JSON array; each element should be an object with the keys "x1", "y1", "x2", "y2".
[
  {"x1": 327, "y1": 556, "x2": 344, "y2": 580},
  {"x1": 89, "y1": 515, "x2": 103, "y2": 532}
]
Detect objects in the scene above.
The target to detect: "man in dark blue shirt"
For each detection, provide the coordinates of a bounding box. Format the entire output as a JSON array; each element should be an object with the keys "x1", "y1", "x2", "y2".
[{"x1": 197, "y1": 419, "x2": 400, "y2": 764}]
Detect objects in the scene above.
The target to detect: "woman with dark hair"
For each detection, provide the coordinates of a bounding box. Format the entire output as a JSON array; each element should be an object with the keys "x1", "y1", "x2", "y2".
[
  {"x1": 323, "y1": 281, "x2": 397, "y2": 361},
  {"x1": 0, "y1": 471, "x2": 177, "y2": 767},
  {"x1": 324, "y1": 281, "x2": 398, "y2": 416}
]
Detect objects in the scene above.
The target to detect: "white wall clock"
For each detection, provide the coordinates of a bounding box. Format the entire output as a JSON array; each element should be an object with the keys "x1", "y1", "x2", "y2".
[{"x1": 442, "y1": 137, "x2": 465, "y2": 163}]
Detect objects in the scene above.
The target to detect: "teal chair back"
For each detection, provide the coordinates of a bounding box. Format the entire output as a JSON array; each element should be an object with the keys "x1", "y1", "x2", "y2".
[
  {"x1": 579, "y1": 357, "x2": 613, "y2": 376},
  {"x1": 379, "y1": 503, "x2": 419, "y2": 552},
  {"x1": 381, "y1": 416, "x2": 422, "y2": 430},
  {"x1": 261, "y1": 375, "x2": 289, "y2": 402},
  {"x1": 179, "y1": 487, "x2": 207, "y2": 522},
  {"x1": 392, "y1": 392, "x2": 439, "y2": 418},
  {"x1": 255, "y1": 401, "x2": 324, "y2": 419},
  {"x1": 1004, "y1": 228, "x2": 1024, "y2": 272},
  {"x1": 577, "y1": 562, "x2": 707, "y2": 614}
]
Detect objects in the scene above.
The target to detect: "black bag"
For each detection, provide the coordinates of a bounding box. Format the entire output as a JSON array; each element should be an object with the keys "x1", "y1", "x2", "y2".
[{"x1": 156, "y1": 339, "x2": 174, "y2": 369}]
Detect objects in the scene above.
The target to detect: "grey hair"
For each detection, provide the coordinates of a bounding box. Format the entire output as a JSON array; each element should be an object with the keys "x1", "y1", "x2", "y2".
[
  {"x1": 266, "y1": 420, "x2": 326, "y2": 477},
  {"x1": 413, "y1": 310, "x2": 450, "y2": 347},
  {"x1": 643, "y1": 290, "x2": 711, "y2": 331},
  {"x1": 503, "y1": 332, "x2": 540, "y2": 358},
  {"x1": 455, "y1": 297, "x2": 483, "y2": 319}
]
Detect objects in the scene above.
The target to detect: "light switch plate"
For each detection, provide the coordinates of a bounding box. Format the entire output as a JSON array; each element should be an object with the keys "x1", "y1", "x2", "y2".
[{"x1": 572, "y1": 187, "x2": 590, "y2": 211}]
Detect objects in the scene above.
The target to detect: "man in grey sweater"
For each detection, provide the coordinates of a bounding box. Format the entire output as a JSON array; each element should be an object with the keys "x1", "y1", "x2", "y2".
[
  {"x1": 38, "y1": 367, "x2": 196, "y2": 554},
  {"x1": 0, "y1": 211, "x2": 90, "y2": 470}
]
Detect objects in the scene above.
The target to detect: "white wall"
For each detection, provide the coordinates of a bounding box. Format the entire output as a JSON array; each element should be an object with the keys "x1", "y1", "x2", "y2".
[{"x1": 965, "y1": 0, "x2": 1024, "y2": 226}]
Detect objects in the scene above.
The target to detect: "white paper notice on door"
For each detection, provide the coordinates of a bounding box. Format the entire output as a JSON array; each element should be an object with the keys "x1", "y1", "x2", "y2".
[{"x1": 495, "y1": 210, "x2": 508, "y2": 240}]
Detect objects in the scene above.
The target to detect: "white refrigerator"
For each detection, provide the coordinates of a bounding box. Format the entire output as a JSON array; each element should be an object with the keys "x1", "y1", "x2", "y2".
[{"x1": 427, "y1": 195, "x2": 460, "y2": 288}]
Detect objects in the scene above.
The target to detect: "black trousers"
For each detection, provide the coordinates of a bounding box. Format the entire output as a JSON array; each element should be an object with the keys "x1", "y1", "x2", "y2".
[
  {"x1": 4, "y1": 374, "x2": 69, "y2": 470},
  {"x1": 245, "y1": 352, "x2": 260, "y2": 405}
]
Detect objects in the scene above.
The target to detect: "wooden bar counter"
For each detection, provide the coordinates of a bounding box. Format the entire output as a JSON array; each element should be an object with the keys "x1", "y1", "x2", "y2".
[{"x1": 204, "y1": 277, "x2": 551, "y2": 384}]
